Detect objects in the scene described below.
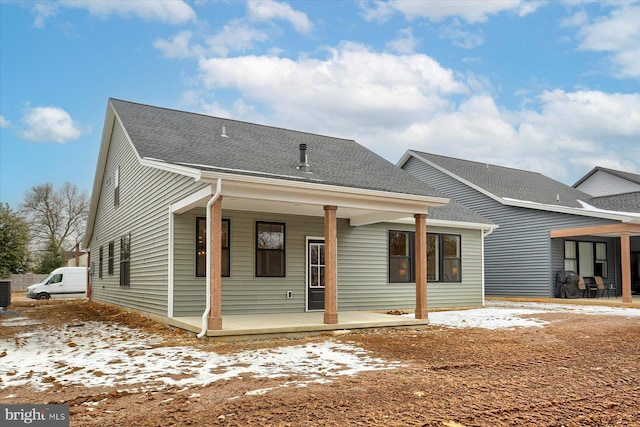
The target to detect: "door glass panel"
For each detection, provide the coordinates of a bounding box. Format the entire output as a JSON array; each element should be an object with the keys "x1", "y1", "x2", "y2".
[
  {"x1": 309, "y1": 243, "x2": 325, "y2": 288},
  {"x1": 578, "y1": 242, "x2": 594, "y2": 277}
]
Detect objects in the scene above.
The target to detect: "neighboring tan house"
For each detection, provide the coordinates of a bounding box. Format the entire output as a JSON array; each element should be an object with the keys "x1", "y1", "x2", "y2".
[
  {"x1": 399, "y1": 151, "x2": 640, "y2": 302},
  {"x1": 65, "y1": 249, "x2": 88, "y2": 267},
  {"x1": 574, "y1": 167, "x2": 640, "y2": 294},
  {"x1": 83, "y1": 99, "x2": 495, "y2": 335}
]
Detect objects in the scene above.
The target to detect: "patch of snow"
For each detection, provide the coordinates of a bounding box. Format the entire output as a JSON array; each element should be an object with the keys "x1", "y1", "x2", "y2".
[
  {"x1": 3, "y1": 301, "x2": 639, "y2": 396},
  {"x1": 403, "y1": 301, "x2": 640, "y2": 330},
  {"x1": 0, "y1": 317, "x2": 41, "y2": 327},
  {"x1": 0, "y1": 322, "x2": 400, "y2": 393},
  {"x1": 427, "y1": 307, "x2": 550, "y2": 330}
]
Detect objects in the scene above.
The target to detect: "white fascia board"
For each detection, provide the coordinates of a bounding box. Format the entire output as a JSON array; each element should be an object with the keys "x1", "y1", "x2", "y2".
[
  {"x1": 170, "y1": 185, "x2": 213, "y2": 214},
  {"x1": 199, "y1": 170, "x2": 449, "y2": 210},
  {"x1": 390, "y1": 216, "x2": 498, "y2": 231},
  {"x1": 427, "y1": 219, "x2": 498, "y2": 231},
  {"x1": 83, "y1": 104, "x2": 116, "y2": 247},
  {"x1": 139, "y1": 157, "x2": 202, "y2": 180},
  {"x1": 350, "y1": 211, "x2": 415, "y2": 227},
  {"x1": 502, "y1": 198, "x2": 637, "y2": 222},
  {"x1": 396, "y1": 151, "x2": 413, "y2": 168}
]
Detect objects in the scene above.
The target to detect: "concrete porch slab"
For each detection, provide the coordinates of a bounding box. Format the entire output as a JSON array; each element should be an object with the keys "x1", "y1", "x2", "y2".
[{"x1": 168, "y1": 311, "x2": 429, "y2": 340}]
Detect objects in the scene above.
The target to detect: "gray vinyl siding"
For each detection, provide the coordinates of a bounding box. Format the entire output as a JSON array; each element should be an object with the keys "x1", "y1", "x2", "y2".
[
  {"x1": 173, "y1": 210, "x2": 484, "y2": 316},
  {"x1": 576, "y1": 171, "x2": 640, "y2": 197},
  {"x1": 88, "y1": 120, "x2": 208, "y2": 315},
  {"x1": 403, "y1": 156, "x2": 619, "y2": 298},
  {"x1": 173, "y1": 210, "x2": 324, "y2": 316},
  {"x1": 337, "y1": 223, "x2": 483, "y2": 310}
]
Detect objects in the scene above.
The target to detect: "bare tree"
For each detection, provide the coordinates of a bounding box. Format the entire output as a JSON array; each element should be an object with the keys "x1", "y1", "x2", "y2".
[{"x1": 20, "y1": 182, "x2": 90, "y2": 259}]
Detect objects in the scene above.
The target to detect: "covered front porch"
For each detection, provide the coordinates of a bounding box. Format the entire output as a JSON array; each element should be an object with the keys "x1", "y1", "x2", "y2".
[
  {"x1": 169, "y1": 175, "x2": 449, "y2": 336},
  {"x1": 168, "y1": 310, "x2": 430, "y2": 340}
]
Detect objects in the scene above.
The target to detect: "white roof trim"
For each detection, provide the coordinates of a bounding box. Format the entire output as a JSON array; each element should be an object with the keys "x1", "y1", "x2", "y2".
[
  {"x1": 391, "y1": 216, "x2": 498, "y2": 231},
  {"x1": 140, "y1": 158, "x2": 202, "y2": 180},
  {"x1": 197, "y1": 169, "x2": 449, "y2": 207},
  {"x1": 503, "y1": 197, "x2": 640, "y2": 222},
  {"x1": 399, "y1": 151, "x2": 505, "y2": 205}
]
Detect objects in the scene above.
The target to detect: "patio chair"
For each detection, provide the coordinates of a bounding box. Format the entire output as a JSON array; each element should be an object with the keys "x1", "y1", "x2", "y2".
[
  {"x1": 577, "y1": 276, "x2": 588, "y2": 298},
  {"x1": 594, "y1": 276, "x2": 606, "y2": 298}
]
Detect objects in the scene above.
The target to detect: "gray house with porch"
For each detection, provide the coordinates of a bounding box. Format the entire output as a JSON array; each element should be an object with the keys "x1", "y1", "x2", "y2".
[
  {"x1": 83, "y1": 99, "x2": 495, "y2": 337},
  {"x1": 573, "y1": 166, "x2": 640, "y2": 294},
  {"x1": 399, "y1": 151, "x2": 640, "y2": 303}
]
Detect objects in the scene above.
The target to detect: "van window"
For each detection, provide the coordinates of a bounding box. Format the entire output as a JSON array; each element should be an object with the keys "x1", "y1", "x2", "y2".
[{"x1": 48, "y1": 274, "x2": 63, "y2": 284}]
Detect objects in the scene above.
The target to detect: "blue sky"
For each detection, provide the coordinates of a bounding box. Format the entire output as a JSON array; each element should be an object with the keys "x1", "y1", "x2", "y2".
[{"x1": 1, "y1": 0, "x2": 639, "y2": 209}]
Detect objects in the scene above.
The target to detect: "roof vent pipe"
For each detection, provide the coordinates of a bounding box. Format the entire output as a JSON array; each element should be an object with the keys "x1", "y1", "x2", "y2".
[{"x1": 297, "y1": 143, "x2": 311, "y2": 173}]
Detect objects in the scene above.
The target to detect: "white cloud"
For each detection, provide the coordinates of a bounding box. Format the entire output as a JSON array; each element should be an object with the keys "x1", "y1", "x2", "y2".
[
  {"x1": 0, "y1": 116, "x2": 10, "y2": 128},
  {"x1": 359, "y1": 0, "x2": 396, "y2": 23},
  {"x1": 573, "y1": 5, "x2": 640, "y2": 78},
  {"x1": 154, "y1": 31, "x2": 204, "y2": 59},
  {"x1": 59, "y1": 0, "x2": 196, "y2": 24},
  {"x1": 189, "y1": 42, "x2": 638, "y2": 184},
  {"x1": 438, "y1": 21, "x2": 485, "y2": 49},
  {"x1": 248, "y1": 0, "x2": 313, "y2": 34},
  {"x1": 30, "y1": 2, "x2": 58, "y2": 28},
  {"x1": 197, "y1": 42, "x2": 468, "y2": 133},
  {"x1": 412, "y1": 89, "x2": 640, "y2": 182},
  {"x1": 205, "y1": 20, "x2": 269, "y2": 57},
  {"x1": 386, "y1": 27, "x2": 419, "y2": 54},
  {"x1": 388, "y1": 0, "x2": 537, "y2": 23},
  {"x1": 155, "y1": 22, "x2": 270, "y2": 59},
  {"x1": 20, "y1": 106, "x2": 84, "y2": 143}
]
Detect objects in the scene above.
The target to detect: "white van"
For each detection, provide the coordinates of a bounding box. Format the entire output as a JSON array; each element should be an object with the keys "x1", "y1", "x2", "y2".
[{"x1": 26, "y1": 267, "x2": 87, "y2": 300}]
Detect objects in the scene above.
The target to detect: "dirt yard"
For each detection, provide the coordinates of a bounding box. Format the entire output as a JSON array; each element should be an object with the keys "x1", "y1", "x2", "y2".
[{"x1": 2, "y1": 299, "x2": 640, "y2": 426}]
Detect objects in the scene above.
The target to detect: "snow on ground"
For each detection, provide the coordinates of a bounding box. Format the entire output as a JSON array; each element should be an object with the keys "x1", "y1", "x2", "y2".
[
  {"x1": 2, "y1": 301, "x2": 640, "y2": 394},
  {"x1": 0, "y1": 321, "x2": 401, "y2": 393},
  {"x1": 420, "y1": 300, "x2": 640, "y2": 330}
]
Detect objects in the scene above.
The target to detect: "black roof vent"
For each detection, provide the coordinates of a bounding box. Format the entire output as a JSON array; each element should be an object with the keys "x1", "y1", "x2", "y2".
[{"x1": 297, "y1": 143, "x2": 311, "y2": 173}]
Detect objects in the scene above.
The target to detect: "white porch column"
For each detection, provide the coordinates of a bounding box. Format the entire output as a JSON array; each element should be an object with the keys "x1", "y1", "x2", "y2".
[
  {"x1": 415, "y1": 213, "x2": 428, "y2": 319},
  {"x1": 208, "y1": 195, "x2": 223, "y2": 330},
  {"x1": 324, "y1": 205, "x2": 338, "y2": 324}
]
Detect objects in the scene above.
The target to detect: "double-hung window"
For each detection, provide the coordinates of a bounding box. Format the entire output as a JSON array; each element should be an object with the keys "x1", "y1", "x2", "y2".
[
  {"x1": 389, "y1": 231, "x2": 462, "y2": 283},
  {"x1": 564, "y1": 241, "x2": 577, "y2": 272},
  {"x1": 196, "y1": 218, "x2": 230, "y2": 277},
  {"x1": 442, "y1": 234, "x2": 461, "y2": 282},
  {"x1": 114, "y1": 166, "x2": 120, "y2": 207},
  {"x1": 256, "y1": 222, "x2": 285, "y2": 277},
  {"x1": 120, "y1": 233, "x2": 130, "y2": 288},
  {"x1": 565, "y1": 240, "x2": 607, "y2": 278},
  {"x1": 99, "y1": 246, "x2": 103, "y2": 279},
  {"x1": 389, "y1": 231, "x2": 414, "y2": 283},
  {"x1": 108, "y1": 241, "x2": 114, "y2": 276}
]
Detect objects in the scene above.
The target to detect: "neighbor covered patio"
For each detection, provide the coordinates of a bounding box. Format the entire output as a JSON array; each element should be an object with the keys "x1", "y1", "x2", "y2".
[{"x1": 551, "y1": 223, "x2": 640, "y2": 304}]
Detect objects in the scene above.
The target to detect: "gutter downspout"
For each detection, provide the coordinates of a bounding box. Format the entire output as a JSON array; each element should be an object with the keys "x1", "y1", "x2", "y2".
[
  {"x1": 481, "y1": 226, "x2": 497, "y2": 306},
  {"x1": 197, "y1": 178, "x2": 222, "y2": 339}
]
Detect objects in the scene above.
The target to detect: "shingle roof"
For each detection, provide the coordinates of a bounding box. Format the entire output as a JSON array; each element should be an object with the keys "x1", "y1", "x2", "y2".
[
  {"x1": 410, "y1": 151, "x2": 593, "y2": 209},
  {"x1": 111, "y1": 99, "x2": 446, "y2": 199},
  {"x1": 574, "y1": 166, "x2": 640, "y2": 188},
  {"x1": 429, "y1": 199, "x2": 494, "y2": 225},
  {"x1": 588, "y1": 192, "x2": 640, "y2": 214}
]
